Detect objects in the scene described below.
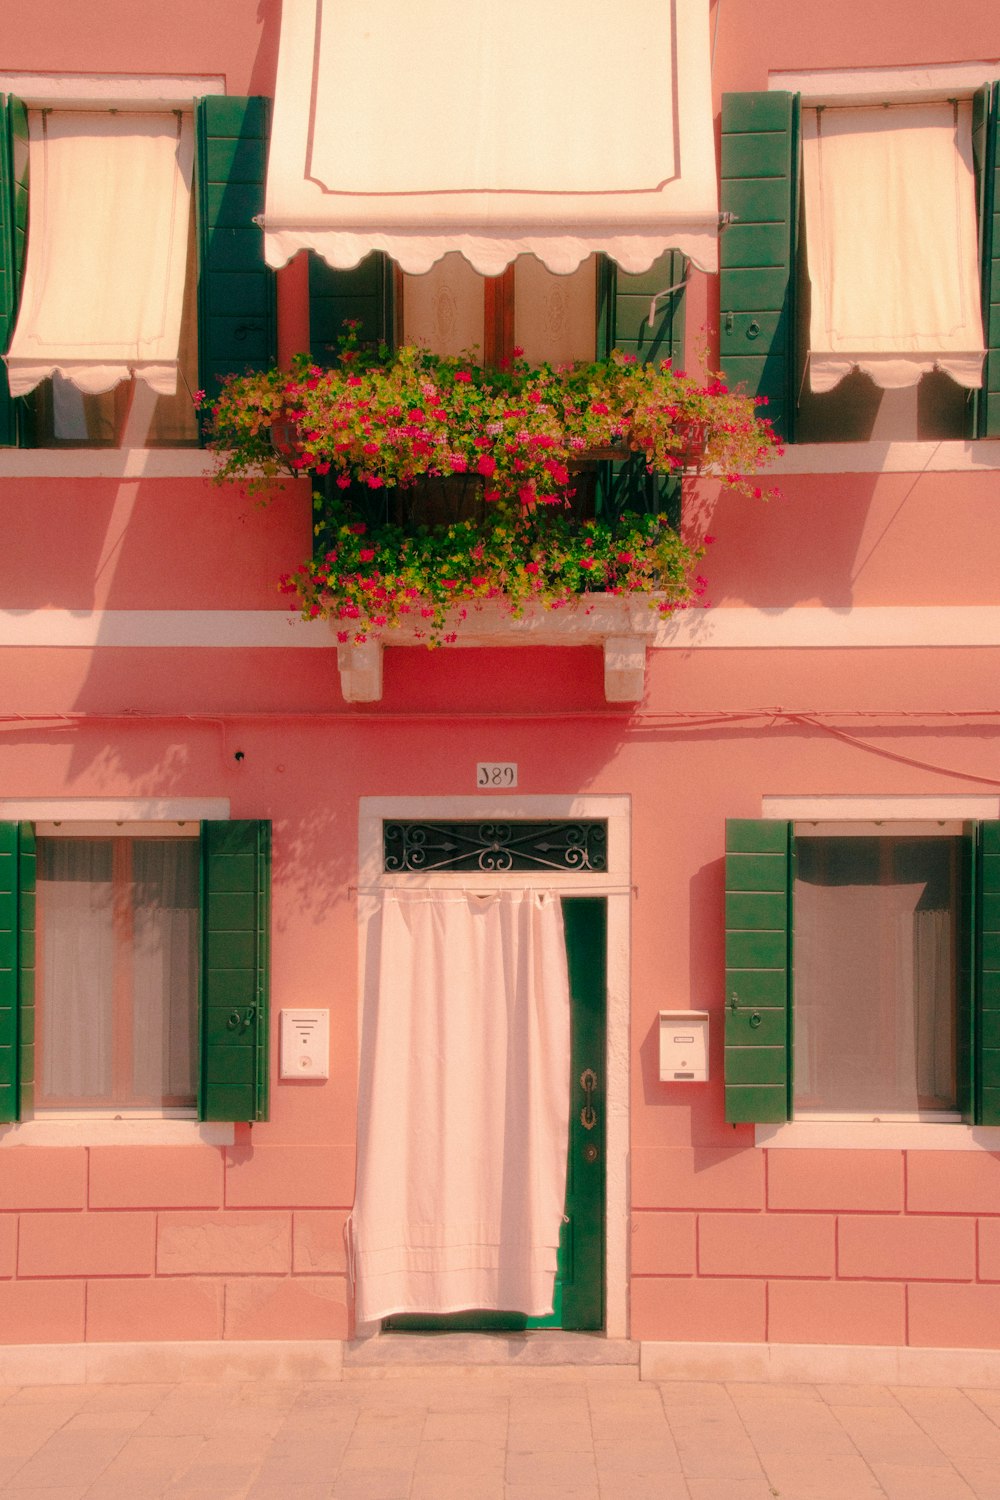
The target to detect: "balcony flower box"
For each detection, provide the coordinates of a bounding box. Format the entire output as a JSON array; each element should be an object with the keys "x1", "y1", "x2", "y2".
[{"x1": 204, "y1": 334, "x2": 778, "y2": 695}]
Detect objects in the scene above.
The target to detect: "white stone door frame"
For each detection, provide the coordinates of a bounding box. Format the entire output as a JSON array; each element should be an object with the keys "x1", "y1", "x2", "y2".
[{"x1": 357, "y1": 794, "x2": 631, "y2": 1339}]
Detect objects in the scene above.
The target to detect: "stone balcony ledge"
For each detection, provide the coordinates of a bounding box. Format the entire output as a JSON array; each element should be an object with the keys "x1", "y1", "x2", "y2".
[{"x1": 334, "y1": 595, "x2": 665, "y2": 703}]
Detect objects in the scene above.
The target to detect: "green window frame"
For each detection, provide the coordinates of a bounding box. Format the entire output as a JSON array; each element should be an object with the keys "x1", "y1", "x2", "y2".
[
  {"x1": 0, "y1": 818, "x2": 270, "y2": 1124},
  {"x1": 720, "y1": 85, "x2": 1000, "y2": 442},
  {"x1": 724, "y1": 817, "x2": 1000, "y2": 1126},
  {"x1": 0, "y1": 93, "x2": 277, "y2": 448}
]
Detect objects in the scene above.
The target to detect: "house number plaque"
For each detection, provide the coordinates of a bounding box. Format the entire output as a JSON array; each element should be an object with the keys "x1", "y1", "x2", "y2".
[{"x1": 476, "y1": 763, "x2": 518, "y2": 789}]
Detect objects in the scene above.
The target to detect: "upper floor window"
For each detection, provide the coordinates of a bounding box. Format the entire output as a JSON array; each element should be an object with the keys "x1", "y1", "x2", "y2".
[
  {"x1": 797, "y1": 99, "x2": 984, "y2": 443},
  {"x1": 720, "y1": 71, "x2": 998, "y2": 444},
  {"x1": 5, "y1": 109, "x2": 199, "y2": 447},
  {"x1": 0, "y1": 84, "x2": 276, "y2": 453}
]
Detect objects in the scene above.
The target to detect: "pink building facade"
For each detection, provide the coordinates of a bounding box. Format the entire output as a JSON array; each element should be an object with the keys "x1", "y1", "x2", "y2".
[{"x1": 1, "y1": 0, "x2": 999, "y2": 1382}]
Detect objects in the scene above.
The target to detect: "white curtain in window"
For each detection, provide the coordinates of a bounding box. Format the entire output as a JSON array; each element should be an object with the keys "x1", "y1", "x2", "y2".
[
  {"x1": 263, "y1": 0, "x2": 719, "y2": 276},
  {"x1": 5, "y1": 111, "x2": 193, "y2": 397},
  {"x1": 131, "y1": 840, "x2": 199, "y2": 1106},
  {"x1": 794, "y1": 880, "x2": 956, "y2": 1114},
  {"x1": 802, "y1": 101, "x2": 985, "y2": 392},
  {"x1": 38, "y1": 839, "x2": 115, "y2": 1102},
  {"x1": 352, "y1": 889, "x2": 571, "y2": 1322}
]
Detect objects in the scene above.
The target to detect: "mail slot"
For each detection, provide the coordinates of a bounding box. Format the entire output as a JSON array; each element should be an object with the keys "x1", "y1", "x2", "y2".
[{"x1": 658, "y1": 1010, "x2": 709, "y2": 1083}]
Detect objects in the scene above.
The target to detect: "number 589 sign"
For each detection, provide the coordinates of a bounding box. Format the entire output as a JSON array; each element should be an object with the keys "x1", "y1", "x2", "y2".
[{"x1": 476, "y1": 762, "x2": 518, "y2": 789}]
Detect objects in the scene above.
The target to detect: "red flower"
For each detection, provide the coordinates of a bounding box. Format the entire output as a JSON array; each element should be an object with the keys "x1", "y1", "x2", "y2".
[{"x1": 477, "y1": 455, "x2": 497, "y2": 477}]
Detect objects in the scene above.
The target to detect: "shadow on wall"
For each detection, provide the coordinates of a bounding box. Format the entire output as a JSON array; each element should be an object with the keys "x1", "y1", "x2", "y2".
[
  {"x1": 684, "y1": 472, "x2": 882, "y2": 610},
  {"x1": 250, "y1": 0, "x2": 283, "y2": 95}
]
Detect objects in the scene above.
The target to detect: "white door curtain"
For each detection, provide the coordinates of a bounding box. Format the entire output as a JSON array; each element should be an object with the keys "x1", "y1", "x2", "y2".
[
  {"x1": 802, "y1": 100, "x2": 985, "y2": 393},
  {"x1": 351, "y1": 889, "x2": 571, "y2": 1324}
]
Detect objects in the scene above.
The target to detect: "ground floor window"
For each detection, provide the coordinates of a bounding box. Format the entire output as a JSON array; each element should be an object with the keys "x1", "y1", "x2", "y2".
[
  {"x1": 36, "y1": 833, "x2": 199, "y2": 1110},
  {"x1": 793, "y1": 827, "x2": 962, "y2": 1117}
]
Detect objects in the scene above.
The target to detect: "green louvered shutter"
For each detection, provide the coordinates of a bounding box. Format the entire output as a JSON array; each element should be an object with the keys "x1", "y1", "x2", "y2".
[
  {"x1": 0, "y1": 96, "x2": 28, "y2": 448},
  {"x1": 0, "y1": 821, "x2": 32, "y2": 1122},
  {"x1": 195, "y1": 96, "x2": 276, "y2": 435},
  {"x1": 309, "y1": 252, "x2": 394, "y2": 366},
  {"x1": 974, "y1": 83, "x2": 1000, "y2": 437},
  {"x1": 720, "y1": 91, "x2": 798, "y2": 443},
  {"x1": 977, "y1": 820, "x2": 1000, "y2": 1123},
  {"x1": 724, "y1": 819, "x2": 792, "y2": 1123},
  {"x1": 17, "y1": 823, "x2": 34, "y2": 1119},
  {"x1": 200, "y1": 820, "x2": 271, "y2": 1121},
  {"x1": 596, "y1": 250, "x2": 686, "y2": 524},
  {"x1": 0, "y1": 823, "x2": 18, "y2": 1120}
]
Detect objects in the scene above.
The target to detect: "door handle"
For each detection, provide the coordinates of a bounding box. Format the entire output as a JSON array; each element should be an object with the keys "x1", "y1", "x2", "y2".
[{"x1": 580, "y1": 1068, "x2": 598, "y2": 1130}]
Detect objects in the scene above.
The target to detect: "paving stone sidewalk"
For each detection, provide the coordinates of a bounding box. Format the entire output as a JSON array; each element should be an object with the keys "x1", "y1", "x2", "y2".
[{"x1": 1, "y1": 1368, "x2": 1000, "y2": 1500}]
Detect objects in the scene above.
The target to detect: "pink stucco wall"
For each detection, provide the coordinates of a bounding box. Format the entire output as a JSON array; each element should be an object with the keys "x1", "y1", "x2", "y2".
[{"x1": 1, "y1": 0, "x2": 999, "y2": 1350}]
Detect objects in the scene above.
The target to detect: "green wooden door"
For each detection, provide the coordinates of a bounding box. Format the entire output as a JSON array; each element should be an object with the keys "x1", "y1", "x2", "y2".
[{"x1": 385, "y1": 895, "x2": 607, "y2": 1332}]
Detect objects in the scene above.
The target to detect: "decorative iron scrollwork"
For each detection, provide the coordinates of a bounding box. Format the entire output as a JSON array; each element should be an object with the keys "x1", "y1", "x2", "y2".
[{"x1": 383, "y1": 820, "x2": 608, "y2": 874}]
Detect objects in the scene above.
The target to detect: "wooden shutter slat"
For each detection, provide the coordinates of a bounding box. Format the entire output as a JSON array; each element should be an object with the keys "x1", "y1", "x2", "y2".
[
  {"x1": 720, "y1": 91, "x2": 797, "y2": 444},
  {"x1": 724, "y1": 818, "x2": 791, "y2": 1123},
  {"x1": 195, "y1": 96, "x2": 276, "y2": 439},
  {"x1": 200, "y1": 820, "x2": 271, "y2": 1122}
]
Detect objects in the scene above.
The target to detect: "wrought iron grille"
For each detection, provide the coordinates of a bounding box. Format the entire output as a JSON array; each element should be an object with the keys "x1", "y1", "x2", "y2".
[{"x1": 383, "y1": 820, "x2": 608, "y2": 874}]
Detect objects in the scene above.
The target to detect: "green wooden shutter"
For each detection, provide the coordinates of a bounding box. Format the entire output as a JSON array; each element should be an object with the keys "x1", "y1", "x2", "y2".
[
  {"x1": 0, "y1": 95, "x2": 28, "y2": 448},
  {"x1": 720, "y1": 91, "x2": 798, "y2": 444},
  {"x1": 598, "y1": 249, "x2": 686, "y2": 366},
  {"x1": 975, "y1": 83, "x2": 1000, "y2": 437},
  {"x1": 0, "y1": 821, "x2": 33, "y2": 1122},
  {"x1": 17, "y1": 823, "x2": 34, "y2": 1120},
  {"x1": 309, "y1": 252, "x2": 394, "y2": 366},
  {"x1": 200, "y1": 819, "x2": 271, "y2": 1121},
  {"x1": 0, "y1": 823, "x2": 19, "y2": 1121},
  {"x1": 977, "y1": 820, "x2": 1000, "y2": 1123},
  {"x1": 595, "y1": 250, "x2": 686, "y2": 524},
  {"x1": 724, "y1": 818, "x2": 792, "y2": 1123},
  {"x1": 195, "y1": 96, "x2": 276, "y2": 434}
]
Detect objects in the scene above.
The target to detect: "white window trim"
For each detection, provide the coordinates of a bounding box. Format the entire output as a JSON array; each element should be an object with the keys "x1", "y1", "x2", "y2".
[
  {"x1": 358, "y1": 794, "x2": 631, "y2": 1339},
  {"x1": 0, "y1": 797, "x2": 233, "y2": 1147},
  {"x1": 0, "y1": 73, "x2": 226, "y2": 109},
  {"x1": 769, "y1": 61, "x2": 998, "y2": 106},
  {"x1": 756, "y1": 793, "x2": 1000, "y2": 1149}
]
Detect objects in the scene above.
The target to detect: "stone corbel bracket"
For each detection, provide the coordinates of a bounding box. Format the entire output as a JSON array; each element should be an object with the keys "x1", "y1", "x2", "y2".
[{"x1": 334, "y1": 597, "x2": 662, "y2": 704}]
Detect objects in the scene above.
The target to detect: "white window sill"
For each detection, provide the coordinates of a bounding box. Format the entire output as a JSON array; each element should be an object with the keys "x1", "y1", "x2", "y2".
[
  {"x1": 0, "y1": 450, "x2": 220, "y2": 479},
  {"x1": 757, "y1": 1120, "x2": 1000, "y2": 1151},
  {"x1": 766, "y1": 440, "x2": 1000, "y2": 476},
  {"x1": 0, "y1": 1118, "x2": 235, "y2": 1146}
]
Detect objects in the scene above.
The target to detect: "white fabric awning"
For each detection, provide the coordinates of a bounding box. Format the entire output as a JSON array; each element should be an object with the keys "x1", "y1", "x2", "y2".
[
  {"x1": 803, "y1": 101, "x2": 985, "y2": 393},
  {"x1": 5, "y1": 111, "x2": 193, "y2": 397},
  {"x1": 262, "y1": 0, "x2": 719, "y2": 278}
]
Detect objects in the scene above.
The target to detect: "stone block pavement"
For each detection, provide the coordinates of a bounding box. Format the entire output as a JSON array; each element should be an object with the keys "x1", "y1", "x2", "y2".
[{"x1": 1, "y1": 1367, "x2": 1000, "y2": 1499}]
